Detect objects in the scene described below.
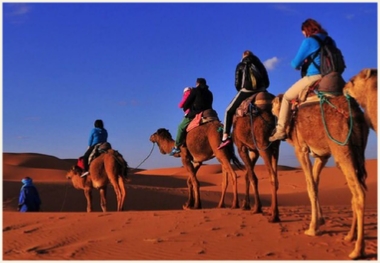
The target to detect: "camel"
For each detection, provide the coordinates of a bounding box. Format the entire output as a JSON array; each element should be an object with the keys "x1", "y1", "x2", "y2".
[
  {"x1": 232, "y1": 91, "x2": 281, "y2": 223},
  {"x1": 66, "y1": 149, "x2": 128, "y2": 212},
  {"x1": 150, "y1": 120, "x2": 244, "y2": 209},
  {"x1": 272, "y1": 90, "x2": 369, "y2": 259},
  {"x1": 343, "y1": 68, "x2": 378, "y2": 134}
]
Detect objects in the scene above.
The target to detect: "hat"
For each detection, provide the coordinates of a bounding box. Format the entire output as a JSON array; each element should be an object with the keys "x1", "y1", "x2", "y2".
[
  {"x1": 196, "y1": 78, "x2": 206, "y2": 85},
  {"x1": 21, "y1": 177, "x2": 33, "y2": 185},
  {"x1": 183, "y1": 87, "x2": 191, "y2": 93}
]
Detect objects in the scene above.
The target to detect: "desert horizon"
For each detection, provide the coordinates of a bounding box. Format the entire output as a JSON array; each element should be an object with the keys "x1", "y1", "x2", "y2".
[{"x1": 2, "y1": 152, "x2": 378, "y2": 260}]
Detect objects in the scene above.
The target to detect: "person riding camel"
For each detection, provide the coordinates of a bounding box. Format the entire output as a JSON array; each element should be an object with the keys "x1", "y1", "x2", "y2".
[
  {"x1": 218, "y1": 50, "x2": 270, "y2": 149},
  {"x1": 169, "y1": 78, "x2": 214, "y2": 156}
]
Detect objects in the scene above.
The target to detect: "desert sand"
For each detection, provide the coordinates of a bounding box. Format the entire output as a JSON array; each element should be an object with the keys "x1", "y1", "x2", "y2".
[{"x1": 2, "y1": 152, "x2": 377, "y2": 260}]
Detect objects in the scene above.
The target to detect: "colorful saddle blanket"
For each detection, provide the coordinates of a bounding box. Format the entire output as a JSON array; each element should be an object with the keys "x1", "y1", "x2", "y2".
[
  {"x1": 186, "y1": 109, "x2": 219, "y2": 132},
  {"x1": 235, "y1": 91, "x2": 275, "y2": 117}
]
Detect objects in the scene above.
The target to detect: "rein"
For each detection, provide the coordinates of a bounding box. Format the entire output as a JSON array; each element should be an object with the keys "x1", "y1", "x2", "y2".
[
  {"x1": 248, "y1": 103, "x2": 273, "y2": 151},
  {"x1": 315, "y1": 91, "x2": 353, "y2": 145},
  {"x1": 129, "y1": 142, "x2": 155, "y2": 171}
]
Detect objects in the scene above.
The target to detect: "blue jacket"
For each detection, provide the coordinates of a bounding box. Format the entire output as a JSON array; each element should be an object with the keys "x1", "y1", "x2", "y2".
[
  {"x1": 291, "y1": 33, "x2": 329, "y2": 76},
  {"x1": 18, "y1": 178, "x2": 41, "y2": 212},
  {"x1": 88, "y1": 127, "x2": 108, "y2": 147}
]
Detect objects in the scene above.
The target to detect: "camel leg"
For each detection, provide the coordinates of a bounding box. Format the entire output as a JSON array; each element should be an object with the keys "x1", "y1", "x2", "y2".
[
  {"x1": 247, "y1": 150, "x2": 262, "y2": 212},
  {"x1": 294, "y1": 148, "x2": 320, "y2": 236},
  {"x1": 217, "y1": 168, "x2": 228, "y2": 208},
  {"x1": 312, "y1": 157, "x2": 329, "y2": 226},
  {"x1": 334, "y1": 157, "x2": 366, "y2": 259},
  {"x1": 117, "y1": 176, "x2": 126, "y2": 211},
  {"x1": 260, "y1": 149, "x2": 280, "y2": 223},
  {"x1": 99, "y1": 187, "x2": 107, "y2": 212},
  {"x1": 109, "y1": 178, "x2": 124, "y2": 211},
  {"x1": 84, "y1": 188, "x2": 93, "y2": 212},
  {"x1": 345, "y1": 197, "x2": 357, "y2": 242},
  {"x1": 182, "y1": 160, "x2": 202, "y2": 209},
  {"x1": 219, "y1": 159, "x2": 239, "y2": 209},
  {"x1": 184, "y1": 177, "x2": 194, "y2": 209}
]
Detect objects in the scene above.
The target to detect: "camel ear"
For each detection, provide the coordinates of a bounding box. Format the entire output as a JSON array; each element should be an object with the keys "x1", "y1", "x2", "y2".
[{"x1": 361, "y1": 68, "x2": 377, "y2": 80}]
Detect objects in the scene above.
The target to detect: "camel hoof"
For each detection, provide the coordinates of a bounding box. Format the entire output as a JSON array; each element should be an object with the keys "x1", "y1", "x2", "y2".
[
  {"x1": 252, "y1": 207, "x2": 263, "y2": 214},
  {"x1": 217, "y1": 203, "x2": 226, "y2": 209},
  {"x1": 348, "y1": 250, "x2": 364, "y2": 259},
  {"x1": 318, "y1": 217, "x2": 326, "y2": 226},
  {"x1": 344, "y1": 234, "x2": 355, "y2": 242},
  {"x1": 304, "y1": 229, "x2": 319, "y2": 236},
  {"x1": 182, "y1": 204, "x2": 191, "y2": 210},
  {"x1": 268, "y1": 216, "x2": 281, "y2": 223}
]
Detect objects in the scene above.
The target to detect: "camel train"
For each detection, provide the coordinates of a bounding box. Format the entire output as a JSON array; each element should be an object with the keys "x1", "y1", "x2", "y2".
[
  {"x1": 150, "y1": 90, "x2": 282, "y2": 222},
  {"x1": 65, "y1": 68, "x2": 376, "y2": 259}
]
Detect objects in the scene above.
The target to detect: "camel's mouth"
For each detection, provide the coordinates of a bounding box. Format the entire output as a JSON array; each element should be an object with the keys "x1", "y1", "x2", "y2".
[{"x1": 149, "y1": 134, "x2": 157, "y2": 143}]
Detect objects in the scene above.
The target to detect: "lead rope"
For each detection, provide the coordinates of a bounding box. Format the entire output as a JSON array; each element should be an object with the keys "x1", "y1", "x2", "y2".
[
  {"x1": 248, "y1": 103, "x2": 273, "y2": 151},
  {"x1": 316, "y1": 91, "x2": 353, "y2": 145},
  {"x1": 60, "y1": 182, "x2": 69, "y2": 212},
  {"x1": 129, "y1": 142, "x2": 155, "y2": 171}
]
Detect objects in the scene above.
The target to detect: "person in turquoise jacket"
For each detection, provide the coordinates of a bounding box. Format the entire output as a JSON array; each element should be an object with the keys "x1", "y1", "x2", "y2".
[
  {"x1": 81, "y1": 119, "x2": 108, "y2": 177},
  {"x1": 18, "y1": 177, "x2": 41, "y2": 212},
  {"x1": 269, "y1": 18, "x2": 331, "y2": 142}
]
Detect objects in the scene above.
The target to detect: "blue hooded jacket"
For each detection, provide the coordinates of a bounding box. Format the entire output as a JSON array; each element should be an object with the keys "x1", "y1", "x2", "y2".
[
  {"x1": 18, "y1": 177, "x2": 41, "y2": 212},
  {"x1": 291, "y1": 33, "x2": 331, "y2": 76}
]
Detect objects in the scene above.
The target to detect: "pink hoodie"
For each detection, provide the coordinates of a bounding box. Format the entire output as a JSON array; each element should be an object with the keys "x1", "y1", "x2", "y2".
[{"x1": 179, "y1": 88, "x2": 191, "y2": 116}]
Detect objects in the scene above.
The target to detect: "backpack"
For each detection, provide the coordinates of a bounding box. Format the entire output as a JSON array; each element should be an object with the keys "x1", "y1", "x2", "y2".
[
  {"x1": 310, "y1": 35, "x2": 346, "y2": 76},
  {"x1": 242, "y1": 62, "x2": 264, "y2": 90}
]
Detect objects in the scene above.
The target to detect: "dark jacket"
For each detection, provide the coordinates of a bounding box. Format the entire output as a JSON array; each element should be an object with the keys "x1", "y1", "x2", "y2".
[
  {"x1": 235, "y1": 54, "x2": 270, "y2": 91},
  {"x1": 182, "y1": 83, "x2": 213, "y2": 119}
]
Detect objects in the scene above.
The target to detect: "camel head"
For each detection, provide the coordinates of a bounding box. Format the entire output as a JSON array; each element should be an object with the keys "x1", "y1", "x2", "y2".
[
  {"x1": 343, "y1": 68, "x2": 378, "y2": 98},
  {"x1": 271, "y1": 94, "x2": 283, "y2": 118},
  {"x1": 66, "y1": 165, "x2": 82, "y2": 179},
  {"x1": 149, "y1": 128, "x2": 173, "y2": 143}
]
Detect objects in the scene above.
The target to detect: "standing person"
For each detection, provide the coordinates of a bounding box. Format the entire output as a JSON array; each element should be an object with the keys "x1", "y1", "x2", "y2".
[
  {"x1": 218, "y1": 50, "x2": 270, "y2": 149},
  {"x1": 18, "y1": 177, "x2": 41, "y2": 212},
  {"x1": 269, "y1": 18, "x2": 329, "y2": 142},
  {"x1": 81, "y1": 119, "x2": 108, "y2": 177},
  {"x1": 169, "y1": 78, "x2": 214, "y2": 156}
]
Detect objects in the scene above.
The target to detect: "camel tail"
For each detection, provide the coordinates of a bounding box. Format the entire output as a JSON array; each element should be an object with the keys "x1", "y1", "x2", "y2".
[{"x1": 226, "y1": 141, "x2": 244, "y2": 170}]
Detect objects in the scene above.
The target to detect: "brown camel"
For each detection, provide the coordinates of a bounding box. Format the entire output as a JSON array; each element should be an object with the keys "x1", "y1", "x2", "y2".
[
  {"x1": 343, "y1": 68, "x2": 378, "y2": 134},
  {"x1": 150, "y1": 120, "x2": 244, "y2": 209},
  {"x1": 66, "y1": 149, "x2": 128, "y2": 212},
  {"x1": 272, "y1": 90, "x2": 369, "y2": 259},
  {"x1": 232, "y1": 91, "x2": 281, "y2": 223}
]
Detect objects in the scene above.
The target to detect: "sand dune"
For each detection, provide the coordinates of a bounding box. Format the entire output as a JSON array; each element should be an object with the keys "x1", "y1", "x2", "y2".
[{"x1": 2, "y1": 152, "x2": 377, "y2": 260}]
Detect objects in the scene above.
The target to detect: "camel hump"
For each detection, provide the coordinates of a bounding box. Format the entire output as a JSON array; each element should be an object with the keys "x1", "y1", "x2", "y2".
[
  {"x1": 235, "y1": 91, "x2": 274, "y2": 117},
  {"x1": 186, "y1": 109, "x2": 220, "y2": 132}
]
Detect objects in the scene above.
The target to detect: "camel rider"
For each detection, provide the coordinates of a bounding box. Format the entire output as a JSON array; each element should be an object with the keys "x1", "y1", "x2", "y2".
[
  {"x1": 218, "y1": 50, "x2": 270, "y2": 149},
  {"x1": 269, "y1": 18, "x2": 331, "y2": 142},
  {"x1": 169, "y1": 78, "x2": 214, "y2": 156},
  {"x1": 81, "y1": 119, "x2": 108, "y2": 177}
]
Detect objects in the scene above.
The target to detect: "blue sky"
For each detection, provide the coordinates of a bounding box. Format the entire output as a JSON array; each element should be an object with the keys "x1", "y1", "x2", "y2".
[{"x1": 3, "y1": 2, "x2": 378, "y2": 169}]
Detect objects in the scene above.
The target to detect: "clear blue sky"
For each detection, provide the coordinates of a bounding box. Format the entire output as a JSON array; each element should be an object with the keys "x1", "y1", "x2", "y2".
[{"x1": 3, "y1": 2, "x2": 378, "y2": 169}]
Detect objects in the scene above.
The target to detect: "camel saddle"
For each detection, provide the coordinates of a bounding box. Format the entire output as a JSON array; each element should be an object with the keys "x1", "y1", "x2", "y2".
[
  {"x1": 235, "y1": 90, "x2": 275, "y2": 117},
  {"x1": 294, "y1": 72, "x2": 346, "y2": 109},
  {"x1": 88, "y1": 142, "x2": 112, "y2": 164},
  {"x1": 186, "y1": 109, "x2": 219, "y2": 132}
]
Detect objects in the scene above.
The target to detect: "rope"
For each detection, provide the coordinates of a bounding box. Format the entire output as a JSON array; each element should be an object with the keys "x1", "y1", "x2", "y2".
[
  {"x1": 316, "y1": 91, "x2": 353, "y2": 145},
  {"x1": 129, "y1": 142, "x2": 155, "y2": 171},
  {"x1": 59, "y1": 182, "x2": 69, "y2": 212},
  {"x1": 248, "y1": 103, "x2": 273, "y2": 151}
]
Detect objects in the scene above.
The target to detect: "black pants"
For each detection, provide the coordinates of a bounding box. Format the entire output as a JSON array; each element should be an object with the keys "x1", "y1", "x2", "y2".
[{"x1": 222, "y1": 89, "x2": 255, "y2": 135}]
